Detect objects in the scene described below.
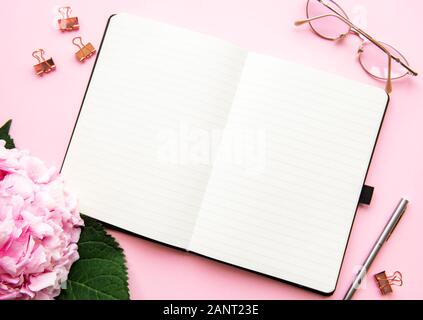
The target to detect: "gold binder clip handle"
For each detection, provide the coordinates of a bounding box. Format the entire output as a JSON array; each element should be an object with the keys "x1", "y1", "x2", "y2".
[
  {"x1": 32, "y1": 49, "x2": 46, "y2": 64},
  {"x1": 72, "y1": 36, "x2": 96, "y2": 62},
  {"x1": 32, "y1": 49, "x2": 56, "y2": 76},
  {"x1": 58, "y1": 6, "x2": 72, "y2": 19}
]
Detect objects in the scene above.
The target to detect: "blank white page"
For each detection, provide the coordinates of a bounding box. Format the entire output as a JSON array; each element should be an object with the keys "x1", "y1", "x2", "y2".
[
  {"x1": 189, "y1": 53, "x2": 388, "y2": 293},
  {"x1": 61, "y1": 13, "x2": 247, "y2": 249}
]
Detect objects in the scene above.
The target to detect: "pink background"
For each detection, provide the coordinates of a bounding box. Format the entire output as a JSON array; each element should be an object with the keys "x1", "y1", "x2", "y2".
[{"x1": 1, "y1": 0, "x2": 422, "y2": 299}]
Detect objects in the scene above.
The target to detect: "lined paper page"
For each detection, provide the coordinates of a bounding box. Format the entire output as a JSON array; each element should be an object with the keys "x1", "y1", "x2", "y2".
[
  {"x1": 61, "y1": 14, "x2": 247, "y2": 249},
  {"x1": 189, "y1": 53, "x2": 388, "y2": 293}
]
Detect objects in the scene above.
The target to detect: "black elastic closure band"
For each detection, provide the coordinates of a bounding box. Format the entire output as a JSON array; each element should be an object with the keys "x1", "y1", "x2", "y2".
[{"x1": 359, "y1": 185, "x2": 374, "y2": 205}]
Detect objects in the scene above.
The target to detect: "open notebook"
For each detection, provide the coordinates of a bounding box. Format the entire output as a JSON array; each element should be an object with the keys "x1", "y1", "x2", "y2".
[{"x1": 61, "y1": 13, "x2": 389, "y2": 295}]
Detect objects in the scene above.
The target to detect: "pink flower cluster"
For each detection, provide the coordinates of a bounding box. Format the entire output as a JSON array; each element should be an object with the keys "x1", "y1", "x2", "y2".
[{"x1": 0, "y1": 140, "x2": 83, "y2": 300}]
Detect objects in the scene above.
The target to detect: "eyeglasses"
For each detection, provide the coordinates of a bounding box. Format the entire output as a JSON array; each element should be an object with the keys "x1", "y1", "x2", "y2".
[{"x1": 295, "y1": 0, "x2": 418, "y2": 93}]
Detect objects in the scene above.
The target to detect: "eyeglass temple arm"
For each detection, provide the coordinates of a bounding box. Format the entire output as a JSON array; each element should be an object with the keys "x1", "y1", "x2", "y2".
[
  {"x1": 295, "y1": 14, "x2": 418, "y2": 77},
  {"x1": 386, "y1": 54, "x2": 393, "y2": 93}
]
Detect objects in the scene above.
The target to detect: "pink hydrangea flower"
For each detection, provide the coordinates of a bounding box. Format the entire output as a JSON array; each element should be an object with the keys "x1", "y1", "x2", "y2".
[{"x1": 0, "y1": 140, "x2": 83, "y2": 300}]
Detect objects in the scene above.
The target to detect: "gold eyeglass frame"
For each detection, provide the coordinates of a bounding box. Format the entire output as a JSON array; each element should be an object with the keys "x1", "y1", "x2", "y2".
[{"x1": 295, "y1": 0, "x2": 418, "y2": 93}]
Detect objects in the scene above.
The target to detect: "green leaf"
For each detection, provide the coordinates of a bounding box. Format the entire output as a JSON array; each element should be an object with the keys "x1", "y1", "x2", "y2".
[
  {"x1": 58, "y1": 215, "x2": 130, "y2": 300},
  {"x1": 0, "y1": 120, "x2": 15, "y2": 149}
]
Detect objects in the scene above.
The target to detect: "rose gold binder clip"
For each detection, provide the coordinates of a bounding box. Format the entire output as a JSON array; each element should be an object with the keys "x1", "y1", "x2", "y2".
[
  {"x1": 32, "y1": 49, "x2": 56, "y2": 76},
  {"x1": 58, "y1": 6, "x2": 79, "y2": 31},
  {"x1": 72, "y1": 36, "x2": 96, "y2": 62},
  {"x1": 374, "y1": 271, "x2": 403, "y2": 295}
]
